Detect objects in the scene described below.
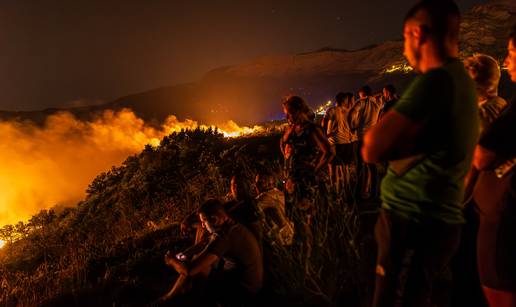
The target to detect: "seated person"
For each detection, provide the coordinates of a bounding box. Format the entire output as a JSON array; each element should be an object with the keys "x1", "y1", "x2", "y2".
[
  {"x1": 225, "y1": 174, "x2": 263, "y2": 244},
  {"x1": 254, "y1": 171, "x2": 293, "y2": 246},
  {"x1": 160, "y1": 199, "x2": 263, "y2": 306},
  {"x1": 181, "y1": 175, "x2": 262, "y2": 246}
]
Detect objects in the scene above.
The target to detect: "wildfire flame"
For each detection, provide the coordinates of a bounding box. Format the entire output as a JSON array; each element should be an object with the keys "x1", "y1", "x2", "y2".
[
  {"x1": 0, "y1": 240, "x2": 5, "y2": 249},
  {"x1": 0, "y1": 109, "x2": 264, "y2": 228},
  {"x1": 161, "y1": 116, "x2": 264, "y2": 139}
]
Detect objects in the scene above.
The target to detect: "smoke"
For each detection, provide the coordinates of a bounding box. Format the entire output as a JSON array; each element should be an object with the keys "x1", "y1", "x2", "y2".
[{"x1": 0, "y1": 109, "x2": 261, "y2": 227}]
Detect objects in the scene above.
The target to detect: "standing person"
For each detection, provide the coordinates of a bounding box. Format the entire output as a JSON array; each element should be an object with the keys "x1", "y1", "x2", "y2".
[
  {"x1": 378, "y1": 84, "x2": 399, "y2": 120},
  {"x1": 355, "y1": 85, "x2": 380, "y2": 199},
  {"x1": 280, "y1": 95, "x2": 334, "y2": 269},
  {"x1": 362, "y1": 1, "x2": 479, "y2": 306},
  {"x1": 472, "y1": 24, "x2": 516, "y2": 307},
  {"x1": 452, "y1": 53, "x2": 508, "y2": 307},
  {"x1": 180, "y1": 174, "x2": 262, "y2": 252},
  {"x1": 325, "y1": 92, "x2": 358, "y2": 192},
  {"x1": 464, "y1": 54, "x2": 507, "y2": 132}
]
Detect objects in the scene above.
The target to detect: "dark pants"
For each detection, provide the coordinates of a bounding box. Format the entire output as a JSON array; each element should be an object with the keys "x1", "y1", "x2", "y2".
[
  {"x1": 355, "y1": 140, "x2": 377, "y2": 197},
  {"x1": 373, "y1": 210, "x2": 461, "y2": 307},
  {"x1": 450, "y1": 203, "x2": 487, "y2": 307}
]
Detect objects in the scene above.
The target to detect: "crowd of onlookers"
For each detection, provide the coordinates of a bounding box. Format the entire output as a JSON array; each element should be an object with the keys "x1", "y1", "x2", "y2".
[{"x1": 154, "y1": 1, "x2": 516, "y2": 306}]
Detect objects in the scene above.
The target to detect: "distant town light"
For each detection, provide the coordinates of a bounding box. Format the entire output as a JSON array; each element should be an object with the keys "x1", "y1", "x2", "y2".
[
  {"x1": 384, "y1": 63, "x2": 413, "y2": 74},
  {"x1": 316, "y1": 100, "x2": 333, "y2": 115}
]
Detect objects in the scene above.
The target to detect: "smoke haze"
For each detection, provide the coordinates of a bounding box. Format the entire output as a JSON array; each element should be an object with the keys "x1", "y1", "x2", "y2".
[{"x1": 0, "y1": 109, "x2": 261, "y2": 227}]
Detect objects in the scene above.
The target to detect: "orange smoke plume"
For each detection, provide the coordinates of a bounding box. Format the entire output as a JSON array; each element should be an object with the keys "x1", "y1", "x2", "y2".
[{"x1": 0, "y1": 109, "x2": 262, "y2": 227}]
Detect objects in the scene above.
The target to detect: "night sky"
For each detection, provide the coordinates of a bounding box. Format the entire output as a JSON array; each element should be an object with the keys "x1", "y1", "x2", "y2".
[{"x1": 0, "y1": 0, "x2": 487, "y2": 111}]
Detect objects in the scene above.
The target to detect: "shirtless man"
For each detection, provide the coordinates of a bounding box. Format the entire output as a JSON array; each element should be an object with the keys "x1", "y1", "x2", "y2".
[{"x1": 160, "y1": 199, "x2": 263, "y2": 306}]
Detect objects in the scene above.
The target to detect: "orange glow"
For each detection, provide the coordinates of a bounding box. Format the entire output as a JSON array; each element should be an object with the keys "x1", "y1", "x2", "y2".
[
  {"x1": 0, "y1": 240, "x2": 5, "y2": 249},
  {"x1": 0, "y1": 109, "x2": 263, "y2": 227}
]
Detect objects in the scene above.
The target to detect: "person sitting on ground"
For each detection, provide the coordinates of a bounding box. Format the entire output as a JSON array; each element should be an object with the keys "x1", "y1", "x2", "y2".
[
  {"x1": 180, "y1": 174, "x2": 262, "y2": 246},
  {"x1": 226, "y1": 174, "x2": 263, "y2": 245},
  {"x1": 160, "y1": 199, "x2": 264, "y2": 306},
  {"x1": 377, "y1": 84, "x2": 399, "y2": 120},
  {"x1": 254, "y1": 170, "x2": 294, "y2": 246}
]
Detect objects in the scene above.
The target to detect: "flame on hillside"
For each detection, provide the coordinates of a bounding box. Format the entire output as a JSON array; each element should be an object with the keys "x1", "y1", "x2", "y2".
[
  {"x1": 0, "y1": 239, "x2": 5, "y2": 249},
  {"x1": 0, "y1": 109, "x2": 262, "y2": 227}
]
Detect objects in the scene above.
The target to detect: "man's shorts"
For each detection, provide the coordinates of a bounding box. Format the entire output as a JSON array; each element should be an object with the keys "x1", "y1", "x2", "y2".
[{"x1": 335, "y1": 143, "x2": 355, "y2": 165}]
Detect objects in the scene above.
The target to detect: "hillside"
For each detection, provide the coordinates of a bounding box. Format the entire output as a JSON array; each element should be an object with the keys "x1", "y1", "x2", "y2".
[
  {"x1": 0, "y1": 130, "x2": 373, "y2": 306},
  {"x1": 1, "y1": 0, "x2": 514, "y2": 125}
]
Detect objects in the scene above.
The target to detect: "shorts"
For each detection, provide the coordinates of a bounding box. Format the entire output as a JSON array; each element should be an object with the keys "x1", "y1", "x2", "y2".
[
  {"x1": 335, "y1": 143, "x2": 355, "y2": 165},
  {"x1": 373, "y1": 209, "x2": 461, "y2": 307},
  {"x1": 477, "y1": 204, "x2": 516, "y2": 291},
  {"x1": 475, "y1": 172, "x2": 516, "y2": 291}
]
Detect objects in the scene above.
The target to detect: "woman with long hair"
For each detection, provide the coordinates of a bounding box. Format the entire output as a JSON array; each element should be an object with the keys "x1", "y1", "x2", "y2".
[{"x1": 279, "y1": 96, "x2": 334, "y2": 269}]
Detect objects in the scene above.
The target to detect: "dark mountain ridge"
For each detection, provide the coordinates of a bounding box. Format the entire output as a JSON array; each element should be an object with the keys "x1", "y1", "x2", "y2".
[{"x1": 1, "y1": 0, "x2": 515, "y2": 126}]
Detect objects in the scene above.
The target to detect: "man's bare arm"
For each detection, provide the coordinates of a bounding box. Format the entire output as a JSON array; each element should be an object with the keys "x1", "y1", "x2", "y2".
[
  {"x1": 362, "y1": 110, "x2": 423, "y2": 163},
  {"x1": 311, "y1": 127, "x2": 335, "y2": 172},
  {"x1": 165, "y1": 251, "x2": 219, "y2": 277}
]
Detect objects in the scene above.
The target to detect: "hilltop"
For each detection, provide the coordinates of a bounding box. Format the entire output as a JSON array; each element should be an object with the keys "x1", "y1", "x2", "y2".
[
  {"x1": 1, "y1": 0, "x2": 514, "y2": 125},
  {"x1": 0, "y1": 129, "x2": 373, "y2": 306}
]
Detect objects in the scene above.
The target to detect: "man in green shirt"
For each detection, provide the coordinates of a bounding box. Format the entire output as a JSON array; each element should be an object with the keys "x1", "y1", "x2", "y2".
[{"x1": 362, "y1": 1, "x2": 479, "y2": 306}]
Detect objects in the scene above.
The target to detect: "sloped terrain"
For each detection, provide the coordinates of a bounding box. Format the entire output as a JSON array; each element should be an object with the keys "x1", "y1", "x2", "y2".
[{"x1": 0, "y1": 130, "x2": 374, "y2": 306}]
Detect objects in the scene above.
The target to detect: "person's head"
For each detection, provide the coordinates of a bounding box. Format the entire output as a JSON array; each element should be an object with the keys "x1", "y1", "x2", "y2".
[
  {"x1": 464, "y1": 54, "x2": 501, "y2": 99},
  {"x1": 198, "y1": 199, "x2": 228, "y2": 234},
  {"x1": 403, "y1": 0, "x2": 460, "y2": 72},
  {"x1": 335, "y1": 92, "x2": 346, "y2": 107},
  {"x1": 230, "y1": 174, "x2": 253, "y2": 201},
  {"x1": 505, "y1": 24, "x2": 516, "y2": 82},
  {"x1": 358, "y1": 85, "x2": 372, "y2": 99},
  {"x1": 255, "y1": 170, "x2": 275, "y2": 194},
  {"x1": 382, "y1": 84, "x2": 396, "y2": 100},
  {"x1": 282, "y1": 96, "x2": 314, "y2": 125}
]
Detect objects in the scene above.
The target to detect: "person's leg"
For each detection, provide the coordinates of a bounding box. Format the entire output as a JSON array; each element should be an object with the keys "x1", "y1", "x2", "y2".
[
  {"x1": 355, "y1": 140, "x2": 365, "y2": 199},
  {"x1": 402, "y1": 222, "x2": 461, "y2": 307},
  {"x1": 451, "y1": 203, "x2": 487, "y2": 307},
  {"x1": 482, "y1": 287, "x2": 516, "y2": 307},
  {"x1": 372, "y1": 210, "x2": 407, "y2": 307},
  {"x1": 373, "y1": 211, "x2": 461, "y2": 307},
  {"x1": 335, "y1": 164, "x2": 344, "y2": 193}
]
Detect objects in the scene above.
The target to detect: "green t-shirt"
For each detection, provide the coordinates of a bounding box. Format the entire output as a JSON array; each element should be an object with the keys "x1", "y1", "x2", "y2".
[{"x1": 381, "y1": 59, "x2": 479, "y2": 224}]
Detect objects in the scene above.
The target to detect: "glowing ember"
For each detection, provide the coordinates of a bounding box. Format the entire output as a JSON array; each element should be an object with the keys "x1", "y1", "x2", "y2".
[{"x1": 0, "y1": 240, "x2": 5, "y2": 249}]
